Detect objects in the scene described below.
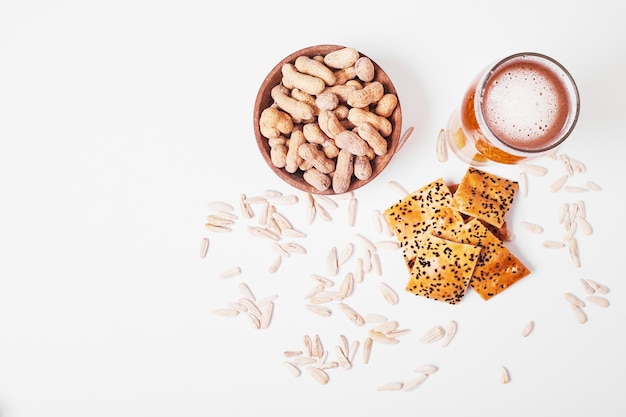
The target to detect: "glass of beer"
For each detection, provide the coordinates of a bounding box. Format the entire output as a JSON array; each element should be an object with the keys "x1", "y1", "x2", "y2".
[{"x1": 445, "y1": 52, "x2": 580, "y2": 165}]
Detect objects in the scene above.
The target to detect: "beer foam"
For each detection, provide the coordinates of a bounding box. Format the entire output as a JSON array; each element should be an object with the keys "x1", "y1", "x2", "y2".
[{"x1": 481, "y1": 57, "x2": 572, "y2": 151}]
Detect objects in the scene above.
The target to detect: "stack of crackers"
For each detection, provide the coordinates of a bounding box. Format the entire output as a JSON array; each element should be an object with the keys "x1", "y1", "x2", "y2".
[{"x1": 383, "y1": 167, "x2": 530, "y2": 305}]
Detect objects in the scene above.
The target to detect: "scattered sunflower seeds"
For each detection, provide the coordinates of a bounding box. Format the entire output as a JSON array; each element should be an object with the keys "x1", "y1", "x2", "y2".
[{"x1": 420, "y1": 325, "x2": 445, "y2": 343}]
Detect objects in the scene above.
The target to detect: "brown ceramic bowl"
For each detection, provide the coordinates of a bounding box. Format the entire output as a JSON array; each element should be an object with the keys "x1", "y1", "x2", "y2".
[{"x1": 253, "y1": 44, "x2": 402, "y2": 195}]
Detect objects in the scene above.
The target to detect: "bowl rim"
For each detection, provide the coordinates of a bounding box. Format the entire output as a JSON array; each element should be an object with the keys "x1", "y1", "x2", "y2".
[{"x1": 253, "y1": 44, "x2": 402, "y2": 195}]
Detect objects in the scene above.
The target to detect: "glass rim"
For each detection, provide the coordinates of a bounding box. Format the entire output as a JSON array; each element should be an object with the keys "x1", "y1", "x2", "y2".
[{"x1": 474, "y1": 52, "x2": 581, "y2": 155}]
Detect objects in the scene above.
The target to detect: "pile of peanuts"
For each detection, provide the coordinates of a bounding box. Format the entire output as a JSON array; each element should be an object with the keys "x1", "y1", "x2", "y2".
[{"x1": 259, "y1": 47, "x2": 399, "y2": 194}]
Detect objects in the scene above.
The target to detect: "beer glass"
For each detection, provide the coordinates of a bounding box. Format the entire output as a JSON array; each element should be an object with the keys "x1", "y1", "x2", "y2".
[{"x1": 445, "y1": 52, "x2": 580, "y2": 165}]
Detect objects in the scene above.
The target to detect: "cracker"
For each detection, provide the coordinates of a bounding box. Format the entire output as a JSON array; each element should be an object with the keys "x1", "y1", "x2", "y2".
[
  {"x1": 383, "y1": 179, "x2": 465, "y2": 269},
  {"x1": 450, "y1": 167, "x2": 518, "y2": 228},
  {"x1": 439, "y1": 218, "x2": 531, "y2": 300},
  {"x1": 405, "y1": 232, "x2": 481, "y2": 305}
]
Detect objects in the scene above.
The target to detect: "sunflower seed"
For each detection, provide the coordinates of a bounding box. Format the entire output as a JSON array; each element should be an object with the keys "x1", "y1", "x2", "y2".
[
  {"x1": 306, "y1": 202, "x2": 316, "y2": 224},
  {"x1": 338, "y1": 302, "x2": 365, "y2": 326},
  {"x1": 338, "y1": 335, "x2": 349, "y2": 354},
  {"x1": 380, "y1": 212, "x2": 394, "y2": 236},
  {"x1": 396, "y1": 126, "x2": 414, "y2": 154},
  {"x1": 354, "y1": 258, "x2": 364, "y2": 283},
  {"x1": 363, "y1": 336, "x2": 373, "y2": 363},
  {"x1": 585, "y1": 181, "x2": 602, "y2": 191},
  {"x1": 292, "y1": 356, "x2": 317, "y2": 367},
  {"x1": 364, "y1": 313, "x2": 388, "y2": 324},
  {"x1": 542, "y1": 240, "x2": 565, "y2": 249},
  {"x1": 212, "y1": 308, "x2": 240, "y2": 317},
  {"x1": 404, "y1": 374, "x2": 428, "y2": 392},
  {"x1": 441, "y1": 320, "x2": 457, "y2": 347},
  {"x1": 586, "y1": 295, "x2": 610, "y2": 308},
  {"x1": 315, "y1": 201, "x2": 332, "y2": 222},
  {"x1": 206, "y1": 214, "x2": 236, "y2": 227},
  {"x1": 348, "y1": 197, "x2": 357, "y2": 227},
  {"x1": 306, "y1": 366, "x2": 329, "y2": 385},
  {"x1": 246, "y1": 312, "x2": 261, "y2": 329},
  {"x1": 281, "y1": 228, "x2": 307, "y2": 238},
  {"x1": 258, "y1": 203, "x2": 271, "y2": 227},
  {"x1": 256, "y1": 294, "x2": 278, "y2": 309},
  {"x1": 570, "y1": 304, "x2": 588, "y2": 323},
  {"x1": 414, "y1": 364, "x2": 439, "y2": 375},
  {"x1": 338, "y1": 242, "x2": 354, "y2": 266},
  {"x1": 500, "y1": 366, "x2": 511, "y2": 384},
  {"x1": 348, "y1": 340, "x2": 360, "y2": 363},
  {"x1": 238, "y1": 282, "x2": 256, "y2": 300},
  {"x1": 562, "y1": 221, "x2": 577, "y2": 241},
  {"x1": 218, "y1": 266, "x2": 242, "y2": 279},
  {"x1": 239, "y1": 298, "x2": 261, "y2": 318},
  {"x1": 375, "y1": 240, "x2": 400, "y2": 250},
  {"x1": 227, "y1": 301, "x2": 247, "y2": 313},
  {"x1": 314, "y1": 350, "x2": 329, "y2": 367},
  {"x1": 568, "y1": 156, "x2": 586, "y2": 173},
  {"x1": 283, "y1": 361, "x2": 301, "y2": 377},
  {"x1": 308, "y1": 295, "x2": 334, "y2": 304},
  {"x1": 576, "y1": 216, "x2": 593, "y2": 235},
  {"x1": 272, "y1": 211, "x2": 293, "y2": 230},
  {"x1": 420, "y1": 325, "x2": 445, "y2": 343},
  {"x1": 521, "y1": 221, "x2": 544, "y2": 234},
  {"x1": 305, "y1": 304, "x2": 333, "y2": 317},
  {"x1": 371, "y1": 252, "x2": 382, "y2": 276},
  {"x1": 568, "y1": 238, "x2": 581, "y2": 267},
  {"x1": 303, "y1": 335, "x2": 313, "y2": 356},
  {"x1": 355, "y1": 233, "x2": 377, "y2": 253},
  {"x1": 564, "y1": 185, "x2": 589, "y2": 193},
  {"x1": 312, "y1": 334, "x2": 324, "y2": 358},
  {"x1": 243, "y1": 195, "x2": 268, "y2": 205},
  {"x1": 326, "y1": 246, "x2": 338, "y2": 276},
  {"x1": 303, "y1": 284, "x2": 324, "y2": 299},
  {"x1": 207, "y1": 200, "x2": 235, "y2": 212},
  {"x1": 239, "y1": 194, "x2": 254, "y2": 219},
  {"x1": 368, "y1": 329, "x2": 399, "y2": 344},
  {"x1": 549, "y1": 175, "x2": 569, "y2": 193},
  {"x1": 521, "y1": 320, "x2": 534, "y2": 337},
  {"x1": 273, "y1": 194, "x2": 299, "y2": 205},
  {"x1": 362, "y1": 250, "x2": 372, "y2": 272},
  {"x1": 260, "y1": 301, "x2": 274, "y2": 329},
  {"x1": 283, "y1": 350, "x2": 303, "y2": 357},
  {"x1": 519, "y1": 171, "x2": 528, "y2": 198},
  {"x1": 339, "y1": 272, "x2": 355, "y2": 299},
  {"x1": 378, "y1": 282, "x2": 399, "y2": 305},
  {"x1": 371, "y1": 209, "x2": 383, "y2": 233},
  {"x1": 436, "y1": 128, "x2": 448, "y2": 162},
  {"x1": 378, "y1": 381, "x2": 404, "y2": 391},
  {"x1": 386, "y1": 328, "x2": 411, "y2": 338},
  {"x1": 558, "y1": 203, "x2": 569, "y2": 224},
  {"x1": 311, "y1": 274, "x2": 335, "y2": 288},
  {"x1": 319, "y1": 361, "x2": 338, "y2": 370},
  {"x1": 268, "y1": 256, "x2": 282, "y2": 273},
  {"x1": 247, "y1": 225, "x2": 280, "y2": 241},
  {"x1": 565, "y1": 292, "x2": 585, "y2": 307},
  {"x1": 204, "y1": 223, "x2": 232, "y2": 233},
  {"x1": 313, "y1": 193, "x2": 338, "y2": 209},
  {"x1": 586, "y1": 279, "x2": 609, "y2": 294},
  {"x1": 580, "y1": 278, "x2": 596, "y2": 294},
  {"x1": 519, "y1": 163, "x2": 548, "y2": 176},
  {"x1": 272, "y1": 242, "x2": 290, "y2": 258},
  {"x1": 335, "y1": 345, "x2": 351, "y2": 369},
  {"x1": 200, "y1": 237, "x2": 209, "y2": 259},
  {"x1": 281, "y1": 242, "x2": 307, "y2": 255},
  {"x1": 373, "y1": 320, "x2": 398, "y2": 334},
  {"x1": 558, "y1": 154, "x2": 574, "y2": 176},
  {"x1": 388, "y1": 180, "x2": 409, "y2": 197}
]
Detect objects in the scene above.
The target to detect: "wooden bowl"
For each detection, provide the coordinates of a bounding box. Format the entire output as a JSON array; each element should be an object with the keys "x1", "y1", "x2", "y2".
[{"x1": 253, "y1": 44, "x2": 402, "y2": 195}]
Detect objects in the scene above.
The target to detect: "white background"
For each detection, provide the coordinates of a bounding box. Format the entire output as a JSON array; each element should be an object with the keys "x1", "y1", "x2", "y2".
[{"x1": 1, "y1": 1, "x2": 625, "y2": 416}]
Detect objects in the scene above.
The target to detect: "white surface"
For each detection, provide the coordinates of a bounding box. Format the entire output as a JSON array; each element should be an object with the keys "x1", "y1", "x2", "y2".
[{"x1": 1, "y1": 1, "x2": 625, "y2": 416}]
